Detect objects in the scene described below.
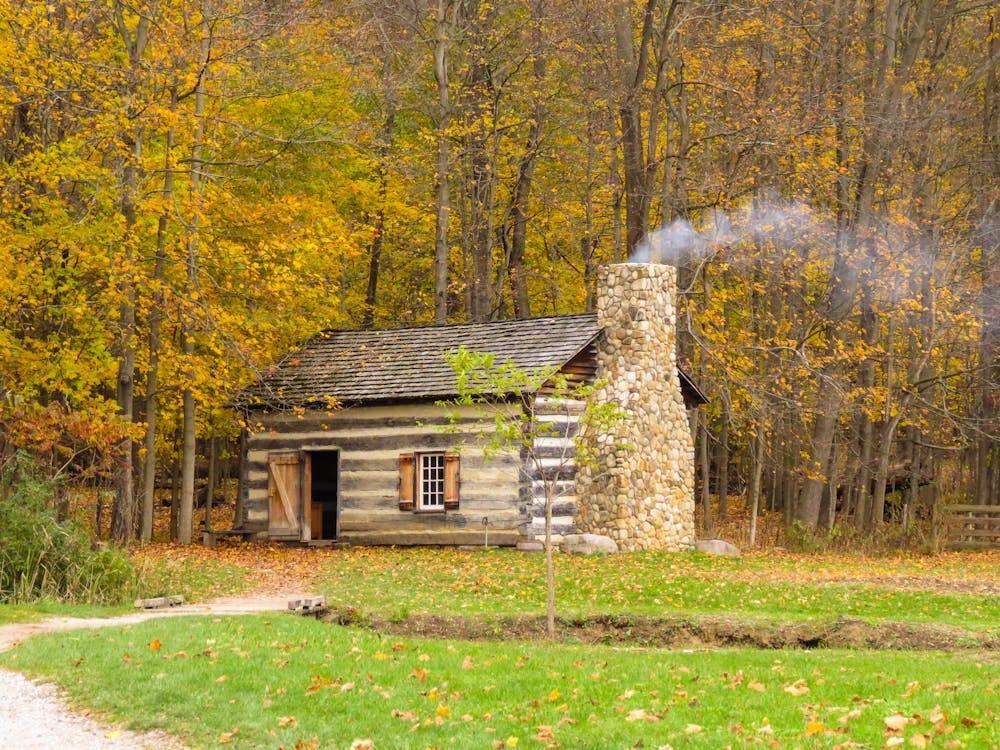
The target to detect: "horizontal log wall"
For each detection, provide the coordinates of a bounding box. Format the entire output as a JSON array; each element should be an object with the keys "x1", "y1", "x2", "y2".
[
  {"x1": 242, "y1": 403, "x2": 523, "y2": 545},
  {"x1": 521, "y1": 396, "x2": 585, "y2": 540}
]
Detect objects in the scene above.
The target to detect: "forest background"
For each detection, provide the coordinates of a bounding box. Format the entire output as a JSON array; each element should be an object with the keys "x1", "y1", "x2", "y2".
[{"x1": 0, "y1": 0, "x2": 997, "y2": 546}]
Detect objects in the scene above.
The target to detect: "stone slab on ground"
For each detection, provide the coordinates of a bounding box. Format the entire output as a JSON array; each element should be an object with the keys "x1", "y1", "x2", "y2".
[
  {"x1": 694, "y1": 538, "x2": 741, "y2": 556},
  {"x1": 561, "y1": 533, "x2": 619, "y2": 555}
]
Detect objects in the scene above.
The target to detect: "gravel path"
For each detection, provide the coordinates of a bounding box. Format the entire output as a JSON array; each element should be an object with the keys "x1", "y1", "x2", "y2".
[{"x1": 0, "y1": 594, "x2": 318, "y2": 749}]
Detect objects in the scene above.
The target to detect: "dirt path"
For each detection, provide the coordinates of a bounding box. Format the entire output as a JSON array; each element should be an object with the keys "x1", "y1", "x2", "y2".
[{"x1": 0, "y1": 592, "x2": 320, "y2": 750}]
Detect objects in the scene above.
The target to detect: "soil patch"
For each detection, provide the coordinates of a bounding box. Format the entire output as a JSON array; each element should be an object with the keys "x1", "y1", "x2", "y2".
[{"x1": 320, "y1": 609, "x2": 1000, "y2": 652}]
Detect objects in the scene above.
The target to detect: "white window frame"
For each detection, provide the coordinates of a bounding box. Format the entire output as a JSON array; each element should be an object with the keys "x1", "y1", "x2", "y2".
[{"x1": 417, "y1": 452, "x2": 447, "y2": 511}]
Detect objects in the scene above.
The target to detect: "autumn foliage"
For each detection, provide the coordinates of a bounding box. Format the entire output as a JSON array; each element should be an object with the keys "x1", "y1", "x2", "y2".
[{"x1": 0, "y1": 0, "x2": 997, "y2": 543}]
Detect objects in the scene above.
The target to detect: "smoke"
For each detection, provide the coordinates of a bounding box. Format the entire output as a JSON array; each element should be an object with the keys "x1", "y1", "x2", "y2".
[
  {"x1": 630, "y1": 211, "x2": 734, "y2": 265},
  {"x1": 629, "y1": 200, "x2": 831, "y2": 266}
]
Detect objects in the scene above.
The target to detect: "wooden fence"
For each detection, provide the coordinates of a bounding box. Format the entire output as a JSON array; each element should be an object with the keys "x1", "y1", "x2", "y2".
[{"x1": 939, "y1": 504, "x2": 1000, "y2": 550}]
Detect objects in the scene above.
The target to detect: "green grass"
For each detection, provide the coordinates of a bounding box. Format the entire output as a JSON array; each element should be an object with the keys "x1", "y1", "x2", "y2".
[
  {"x1": 133, "y1": 552, "x2": 251, "y2": 602},
  {"x1": 0, "y1": 602, "x2": 129, "y2": 625},
  {"x1": 4, "y1": 613, "x2": 998, "y2": 749},
  {"x1": 317, "y1": 548, "x2": 1000, "y2": 633}
]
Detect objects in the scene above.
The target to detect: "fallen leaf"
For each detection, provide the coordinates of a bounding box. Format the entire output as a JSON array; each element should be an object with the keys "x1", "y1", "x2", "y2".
[
  {"x1": 909, "y1": 734, "x2": 929, "y2": 748},
  {"x1": 218, "y1": 727, "x2": 239, "y2": 743},
  {"x1": 685, "y1": 723, "x2": 703, "y2": 734},
  {"x1": 885, "y1": 714, "x2": 910, "y2": 733},
  {"x1": 626, "y1": 709, "x2": 650, "y2": 722},
  {"x1": 149, "y1": 640, "x2": 161, "y2": 651},
  {"x1": 216, "y1": 674, "x2": 228, "y2": 683},
  {"x1": 535, "y1": 726, "x2": 555, "y2": 741},
  {"x1": 747, "y1": 680, "x2": 766, "y2": 692},
  {"x1": 277, "y1": 716, "x2": 297, "y2": 728},
  {"x1": 784, "y1": 679, "x2": 809, "y2": 696},
  {"x1": 839, "y1": 708, "x2": 862, "y2": 724},
  {"x1": 805, "y1": 721, "x2": 825, "y2": 734}
]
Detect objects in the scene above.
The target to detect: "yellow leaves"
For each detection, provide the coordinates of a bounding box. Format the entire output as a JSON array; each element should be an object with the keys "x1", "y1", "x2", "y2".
[
  {"x1": 148, "y1": 639, "x2": 162, "y2": 651},
  {"x1": 805, "y1": 720, "x2": 825, "y2": 734}
]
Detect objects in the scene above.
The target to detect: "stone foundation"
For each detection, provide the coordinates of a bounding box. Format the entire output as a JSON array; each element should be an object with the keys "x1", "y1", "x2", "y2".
[{"x1": 575, "y1": 263, "x2": 695, "y2": 551}]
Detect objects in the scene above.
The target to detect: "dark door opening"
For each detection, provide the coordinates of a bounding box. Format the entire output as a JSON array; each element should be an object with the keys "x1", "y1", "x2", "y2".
[{"x1": 309, "y1": 450, "x2": 339, "y2": 540}]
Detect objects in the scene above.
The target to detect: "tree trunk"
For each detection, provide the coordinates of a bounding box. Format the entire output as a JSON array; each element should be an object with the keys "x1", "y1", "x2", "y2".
[
  {"x1": 205, "y1": 435, "x2": 218, "y2": 532},
  {"x1": 363, "y1": 101, "x2": 394, "y2": 328},
  {"x1": 433, "y1": 0, "x2": 455, "y2": 324},
  {"x1": 748, "y1": 420, "x2": 765, "y2": 547},
  {"x1": 545, "y1": 484, "x2": 555, "y2": 639},
  {"x1": 111, "y1": 138, "x2": 140, "y2": 545},
  {"x1": 717, "y1": 397, "x2": 729, "y2": 522},
  {"x1": 178, "y1": 13, "x2": 211, "y2": 545},
  {"x1": 178, "y1": 331, "x2": 196, "y2": 545},
  {"x1": 108, "y1": 6, "x2": 152, "y2": 545},
  {"x1": 699, "y1": 410, "x2": 713, "y2": 537},
  {"x1": 141, "y1": 108, "x2": 175, "y2": 543}
]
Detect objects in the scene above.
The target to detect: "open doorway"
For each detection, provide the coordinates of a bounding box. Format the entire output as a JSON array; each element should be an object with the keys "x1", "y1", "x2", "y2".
[{"x1": 308, "y1": 450, "x2": 339, "y2": 540}]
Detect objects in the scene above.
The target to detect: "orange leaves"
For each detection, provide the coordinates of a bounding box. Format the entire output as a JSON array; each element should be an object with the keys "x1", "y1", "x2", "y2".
[{"x1": 218, "y1": 727, "x2": 239, "y2": 743}]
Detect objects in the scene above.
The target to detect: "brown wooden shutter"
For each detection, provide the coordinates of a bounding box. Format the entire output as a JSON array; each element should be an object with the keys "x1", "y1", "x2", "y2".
[
  {"x1": 443, "y1": 452, "x2": 460, "y2": 510},
  {"x1": 398, "y1": 452, "x2": 415, "y2": 511}
]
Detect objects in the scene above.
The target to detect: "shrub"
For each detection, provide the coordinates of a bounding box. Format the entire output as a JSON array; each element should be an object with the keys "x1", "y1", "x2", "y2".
[{"x1": 0, "y1": 455, "x2": 134, "y2": 604}]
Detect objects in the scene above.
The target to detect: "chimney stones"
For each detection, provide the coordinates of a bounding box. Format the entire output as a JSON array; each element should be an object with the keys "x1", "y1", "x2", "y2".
[{"x1": 575, "y1": 263, "x2": 696, "y2": 551}]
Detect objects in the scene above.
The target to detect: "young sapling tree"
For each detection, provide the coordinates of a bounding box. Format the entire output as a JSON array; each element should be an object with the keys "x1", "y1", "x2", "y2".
[{"x1": 440, "y1": 346, "x2": 626, "y2": 638}]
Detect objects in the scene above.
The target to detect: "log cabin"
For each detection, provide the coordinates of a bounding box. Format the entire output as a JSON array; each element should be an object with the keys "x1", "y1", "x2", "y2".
[{"x1": 236, "y1": 263, "x2": 705, "y2": 549}]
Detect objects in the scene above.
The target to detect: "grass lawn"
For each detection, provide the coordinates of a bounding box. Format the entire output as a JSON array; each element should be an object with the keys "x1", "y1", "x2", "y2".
[
  {"x1": 3, "y1": 546, "x2": 998, "y2": 748},
  {"x1": 0, "y1": 602, "x2": 131, "y2": 626},
  {"x1": 315, "y1": 548, "x2": 1000, "y2": 634},
  {"x1": 5, "y1": 613, "x2": 998, "y2": 749}
]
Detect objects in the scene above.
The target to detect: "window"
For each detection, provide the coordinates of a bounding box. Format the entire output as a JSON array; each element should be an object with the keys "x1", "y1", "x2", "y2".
[
  {"x1": 399, "y1": 452, "x2": 459, "y2": 511},
  {"x1": 418, "y1": 453, "x2": 446, "y2": 510}
]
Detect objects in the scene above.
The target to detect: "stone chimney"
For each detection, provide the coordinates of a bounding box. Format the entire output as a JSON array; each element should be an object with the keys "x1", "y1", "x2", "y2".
[{"x1": 575, "y1": 263, "x2": 695, "y2": 551}]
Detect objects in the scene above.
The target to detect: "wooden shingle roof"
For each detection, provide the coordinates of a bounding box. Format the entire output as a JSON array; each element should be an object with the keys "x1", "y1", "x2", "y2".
[{"x1": 244, "y1": 314, "x2": 603, "y2": 409}]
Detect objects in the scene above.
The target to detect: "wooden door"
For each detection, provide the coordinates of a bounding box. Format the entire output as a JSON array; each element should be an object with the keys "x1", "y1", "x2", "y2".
[{"x1": 267, "y1": 452, "x2": 302, "y2": 538}]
